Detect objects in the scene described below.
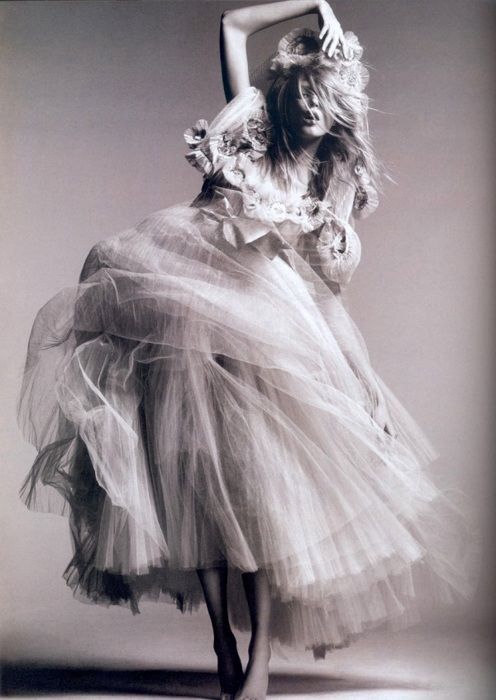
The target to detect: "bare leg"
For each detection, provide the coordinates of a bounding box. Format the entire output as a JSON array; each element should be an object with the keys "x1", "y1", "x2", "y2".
[
  {"x1": 236, "y1": 570, "x2": 271, "y2": 700},
  {"x1": 197, "y1": 566, "x2": 244, "y2": 696}
]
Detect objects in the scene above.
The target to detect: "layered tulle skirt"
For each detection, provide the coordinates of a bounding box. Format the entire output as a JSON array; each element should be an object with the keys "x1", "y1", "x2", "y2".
[{"x1": 18, "y1": 200, "x2": 475, "y2": 655}]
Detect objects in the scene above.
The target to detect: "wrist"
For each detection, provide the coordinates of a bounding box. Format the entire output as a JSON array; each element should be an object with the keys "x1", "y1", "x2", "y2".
[{"x1": 314, "y1": 0, "x2": 329, "y2": 12}]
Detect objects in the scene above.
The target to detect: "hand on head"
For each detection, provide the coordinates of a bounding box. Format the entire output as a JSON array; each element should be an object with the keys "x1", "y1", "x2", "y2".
[{"x1": 317, "y1": 0, "x2": 352, "y2": 59}]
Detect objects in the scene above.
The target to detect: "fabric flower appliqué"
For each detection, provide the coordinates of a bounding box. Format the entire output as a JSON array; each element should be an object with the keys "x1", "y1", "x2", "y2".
[
  {"x1": 269, "y1": 28, "x2": 369, "y2": 93},
  {"x1": 240, "y1": 115, "x2": 272, "y2": 159},
  {"x1": 299, "y1": 197, "x2": 331, "y2": 230},
  {"x1": 184, "y1": 117, "x2": 272, "y2": 179},
  {"x1": 334, "y1": 32, "x2": 364, "y2": 65},
  {"x1": 184, "y1": 119, "x2": 209, "y2": 148},
  {"x1": 353, "y1": 158, "x2": 371, "y2": 185},
  {"x1": 210, "y1": 132, "x2": 238, "y2": 158},
  {"x1": 314, "y1": 217, "x2": 362, "y2": 285},
  {"x1": 268, "y1": 200, "x2": 288, "y2": 223},
  {"x1": 353, "y1": 183, "x2": 379, "y2": 219},
  {"x1": 270, "y1": 28, "x2": 323, "y2": 74},
  {"x1": 242, "y1": 186, "x2": 262, "y2": 210},
  {"x1": 184, "y1": 148, "x2": 214, "y2": 176},
  {"x1": 222, "y1": 164, "x2": 246, "y2": 188}
]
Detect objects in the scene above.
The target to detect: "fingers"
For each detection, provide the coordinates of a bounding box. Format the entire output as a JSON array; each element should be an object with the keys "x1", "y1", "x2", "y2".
[
  {"x1": 321, "y1": 27, "x2": 338, "y2": 55},
  {"x1": 328, "y1": 30, "x2": 341, "y2": 58},
  {"x1": 319, "y1": 25, "x2": 331, "y2": 52},
  {"x1": 319, "y1": 24, "x2": 345, "y2": 58},
  {"x1": 341, "y1": 35, "x2": 352, "y2": 60}
]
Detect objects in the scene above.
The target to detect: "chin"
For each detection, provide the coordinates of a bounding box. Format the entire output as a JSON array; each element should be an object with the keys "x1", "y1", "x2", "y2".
[{"x1": 300, "y1": 125, "x2": 327, "y2": 140}]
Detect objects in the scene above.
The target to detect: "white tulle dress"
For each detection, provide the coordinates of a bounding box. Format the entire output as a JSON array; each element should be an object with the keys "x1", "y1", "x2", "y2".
[{"x1": 19, "y1": 86, "x2": 474, "y2": 656}]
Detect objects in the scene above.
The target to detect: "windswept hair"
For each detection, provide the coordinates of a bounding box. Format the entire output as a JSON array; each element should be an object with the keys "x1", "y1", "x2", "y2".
[{"x1": 265, "y1": 64, "x2": 381, "y2": 201}]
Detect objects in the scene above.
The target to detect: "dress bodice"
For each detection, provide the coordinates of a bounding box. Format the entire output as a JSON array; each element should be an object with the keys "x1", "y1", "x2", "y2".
[{"x1": 184, "y1": 86, "x2": 378, "y2": 286}]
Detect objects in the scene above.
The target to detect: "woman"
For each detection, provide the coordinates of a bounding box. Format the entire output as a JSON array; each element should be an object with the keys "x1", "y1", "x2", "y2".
[{"x1": 18, "y1": 2, "x2": 474, "y2": 699}]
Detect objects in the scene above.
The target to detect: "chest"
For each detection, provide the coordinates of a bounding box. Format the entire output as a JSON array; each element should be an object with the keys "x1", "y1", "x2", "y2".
[{"x1": 213, "y1": 152, "x2": 356, "y2": 234}]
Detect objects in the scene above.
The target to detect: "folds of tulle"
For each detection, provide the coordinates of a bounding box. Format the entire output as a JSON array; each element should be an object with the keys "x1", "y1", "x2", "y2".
[{"x1": 18, "y1": 202, "x2": 476, "y2": 654}]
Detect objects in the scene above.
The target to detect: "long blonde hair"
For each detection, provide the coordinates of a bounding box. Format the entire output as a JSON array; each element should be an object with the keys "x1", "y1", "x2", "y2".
[{"x1": 265, "y1": 64, "x2": 380, "y2": 200}]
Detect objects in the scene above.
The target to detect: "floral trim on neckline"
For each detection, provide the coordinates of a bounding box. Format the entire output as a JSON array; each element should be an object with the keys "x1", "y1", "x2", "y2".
[
  {"x1": 184, "y1": 115, "x2": 338, "y2": 233},
  {"x1": 184, "y1": 100, "x2": 377, "y2": 231}
]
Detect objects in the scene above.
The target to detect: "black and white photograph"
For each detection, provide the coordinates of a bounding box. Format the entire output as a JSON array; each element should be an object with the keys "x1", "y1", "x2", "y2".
[{"x1": 1, "y1": 1, "x2": 494, "y2": 698}]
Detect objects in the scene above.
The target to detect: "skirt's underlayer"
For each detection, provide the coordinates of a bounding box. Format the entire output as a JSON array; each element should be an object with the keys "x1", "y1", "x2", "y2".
[{"x1": 18, "y1": 204, "x2": 476, "y2": 656}]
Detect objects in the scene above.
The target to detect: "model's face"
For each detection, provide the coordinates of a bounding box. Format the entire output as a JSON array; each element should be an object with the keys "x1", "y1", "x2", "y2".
[{"x1": 286, "y1": 79, "x2": 334, "y2": 145}]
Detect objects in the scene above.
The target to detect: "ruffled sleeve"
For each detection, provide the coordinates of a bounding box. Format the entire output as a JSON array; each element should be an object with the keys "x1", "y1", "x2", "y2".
[
  {"x1": 184, "y1": 87, "x2": 272, "y2": 181},
  {"x1": 312, "y1": 218, "x2": 362, "y2": 286}
]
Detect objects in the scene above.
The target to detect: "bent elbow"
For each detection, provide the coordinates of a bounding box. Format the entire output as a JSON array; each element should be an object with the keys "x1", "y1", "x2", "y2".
[
  {"x1": 221, "y1": 10, "x2": 234, "y2": 29},
  {"x1": 221, "y1": 9, "x2": 243, "y2": 32}
]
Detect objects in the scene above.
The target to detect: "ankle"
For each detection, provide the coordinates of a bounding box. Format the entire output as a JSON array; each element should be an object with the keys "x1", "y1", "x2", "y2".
[{"x1": 248, "y1": 635, "x2": 271, "y2": 658}]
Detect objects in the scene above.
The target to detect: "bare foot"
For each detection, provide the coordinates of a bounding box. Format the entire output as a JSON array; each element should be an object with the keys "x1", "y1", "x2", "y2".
[
  {"x1": 214, "y1": 631, "x2": 244, "y2": 696},
  {"x1": 235, "y1": 640, "x2": 270, "y2": 700}
]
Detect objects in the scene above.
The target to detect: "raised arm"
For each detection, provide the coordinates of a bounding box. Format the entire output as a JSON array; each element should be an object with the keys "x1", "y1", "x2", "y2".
[{"x1": 220, "y1": 0, "x2": 345, "y2": 102}]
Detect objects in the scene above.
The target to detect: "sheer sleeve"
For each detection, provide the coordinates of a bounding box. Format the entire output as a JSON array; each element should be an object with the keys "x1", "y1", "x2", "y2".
[
  {"x1": 303, "y1": 157, "x2": 379, "y2": 287},
  {"x1": 351, "y1": 158, "x2": 379, "y2": 220},
  {"x1": 184, "y1": 87, "x2": 272, "y2": 181}
]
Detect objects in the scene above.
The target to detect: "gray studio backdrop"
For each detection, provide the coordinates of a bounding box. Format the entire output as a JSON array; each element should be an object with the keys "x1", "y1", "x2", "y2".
[{"x1": 1, "y1": 0, "x2": 494, "y2": 666}]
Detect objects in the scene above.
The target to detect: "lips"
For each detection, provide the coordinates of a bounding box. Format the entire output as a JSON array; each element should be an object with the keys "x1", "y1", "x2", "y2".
[{"x1": 303, "y1": 110, "x2": 320, "y2": 124}]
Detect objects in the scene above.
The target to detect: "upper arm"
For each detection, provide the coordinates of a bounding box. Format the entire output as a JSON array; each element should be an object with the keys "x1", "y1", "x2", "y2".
[{"x1": 220, "y1": 11, "x2": 251, "y2": 102}]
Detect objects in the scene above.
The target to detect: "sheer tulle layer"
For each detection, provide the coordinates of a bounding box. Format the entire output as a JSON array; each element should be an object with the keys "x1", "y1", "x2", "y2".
[{"x1": 19, "y1": 203, "x2": 475, "y2": 654}]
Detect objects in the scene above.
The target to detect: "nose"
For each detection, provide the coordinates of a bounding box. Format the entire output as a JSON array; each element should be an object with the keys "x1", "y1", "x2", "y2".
[
  {"x1": 304, "y1": 96, "x2": 320, "y2": 117},
  {"x1": 304, "y1": 92, "x2": 319, "y2": 108}
]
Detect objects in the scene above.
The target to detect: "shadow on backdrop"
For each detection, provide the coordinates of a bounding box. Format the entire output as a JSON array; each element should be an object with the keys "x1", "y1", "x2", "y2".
[{"x1": 1, "y1": 662, "x2": 432, "y2": 697}]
